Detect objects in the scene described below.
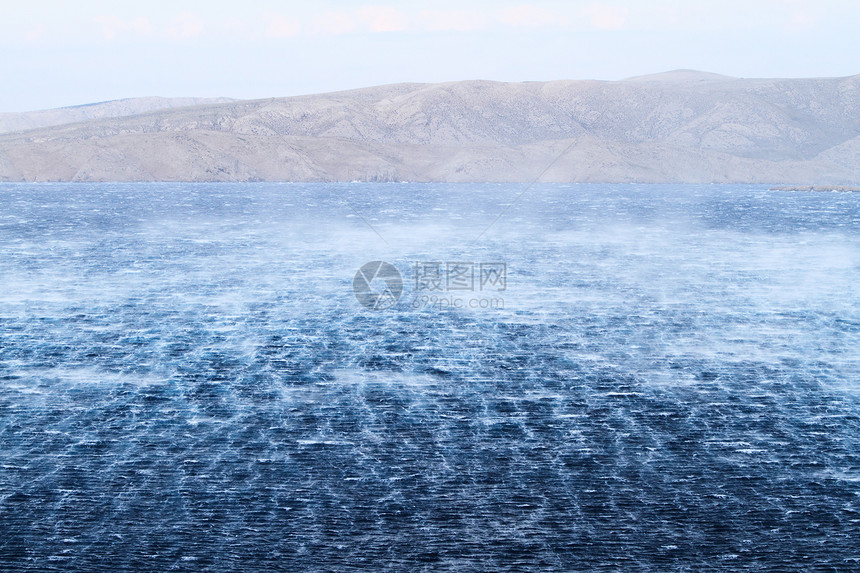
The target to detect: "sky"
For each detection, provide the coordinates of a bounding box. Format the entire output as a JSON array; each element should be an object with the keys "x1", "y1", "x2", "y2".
[{"x1": 1, "y1": 0, "x2": 859, "y2": 112}]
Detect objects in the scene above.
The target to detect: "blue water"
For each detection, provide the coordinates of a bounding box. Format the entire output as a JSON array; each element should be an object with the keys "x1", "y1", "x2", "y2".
[{"x1": 1, "y1": 183, "x2": 859, "y2": 571}]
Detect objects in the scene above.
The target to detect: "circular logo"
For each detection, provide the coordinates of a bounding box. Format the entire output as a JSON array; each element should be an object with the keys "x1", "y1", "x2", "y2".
[{"x1": 353, "y1": 261, "x2": 403, "y2": 310}]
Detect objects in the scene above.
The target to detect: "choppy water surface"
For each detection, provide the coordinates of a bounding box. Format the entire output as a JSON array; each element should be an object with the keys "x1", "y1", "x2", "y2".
[{"x1": 1, "y1": 183, "x2": 859, "y2": 571}]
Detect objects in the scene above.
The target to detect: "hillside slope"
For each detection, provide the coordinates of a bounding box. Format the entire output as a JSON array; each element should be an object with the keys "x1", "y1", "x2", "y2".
[
  {"x1": 0, "y1": 97, "x2": 236, "y2": 135},
  {"x1": 1, "y1": 72, "x2": 858, "y2": 183}
]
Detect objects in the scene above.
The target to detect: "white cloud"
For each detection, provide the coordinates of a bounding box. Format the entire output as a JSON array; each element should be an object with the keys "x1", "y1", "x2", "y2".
[
  {"x1": 358, "y1": 6, "x2": 409, "y2": 32},
  {"x1": 497, "y1": 4, "x2": 566, "y2": 28},
  {"x1": 310, "y1": 10, "x2": 359, "y2": 35},
  {"x1": 786, "y1": 9, "x2": 815, "y2": 29},
  {"x1": 265, "y1": 14, "x2": 301, "y2": 38},
  {"x1": 582, "y1": 4, "x2": 629, "y2": 30},
  {"x1": 166, "y1": 12, "x2": 204, "y2": 39},
  {"x1": 94, "y1": 15, "x2": 153, "y2": 41},
  {"x1": 418, "y1": 9, "x2": 487, "y2": 32},
  {"x1": 24, "y1": 24, "x2": 46, "y2": 43}
]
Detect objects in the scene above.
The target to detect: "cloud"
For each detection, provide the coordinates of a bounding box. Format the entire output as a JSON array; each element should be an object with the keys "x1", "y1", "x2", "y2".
[
  {"x1": 786, "y1": 10, "x2": 815, "y2": 30},
  {"x1": 358, "y1": 6, "x2": 408, "y2": 32},
  {"x1": 93, "y1": 16, "x2": 152, "y2": 41},
  {"x1": 24, "y1": 24, "x2": 46, "y2": 43},
  {"x1": 166, "y1": 12, "x2": 204, "y2": 39},
  {"x1": 582, "y1": 4, "x2": 629, "y2": 30},
  {"x1": 266, "y1": 14, "x2": 301, "y2": 38},
  {"x1": 263, "y1": 6, "x2": 407, "y2": 38},
  {"x1": 419, "y1": 10, "x2": 487, "y2": 32},
  {"x1": 317, "y1": 6, "x2": 409, "y2": 35},
  {"x1": 497, "y1": 5, "x2": 566, "y2": 28},
  {"x1": 311, "y1": 10, "x2": 359, "y2": 35}
]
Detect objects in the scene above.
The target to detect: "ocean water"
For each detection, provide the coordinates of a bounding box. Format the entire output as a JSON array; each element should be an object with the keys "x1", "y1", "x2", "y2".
[{"x1": 1, "y1": 182, "x2": 859, "y2": 571}]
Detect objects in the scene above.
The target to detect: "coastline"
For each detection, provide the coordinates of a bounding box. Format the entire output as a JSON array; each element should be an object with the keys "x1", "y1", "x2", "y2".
[{"x1": 770, "y1": 185, "x2": 860, "y2": 192}]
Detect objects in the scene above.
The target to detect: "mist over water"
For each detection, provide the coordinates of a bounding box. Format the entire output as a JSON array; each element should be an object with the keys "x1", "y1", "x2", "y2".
[{"x1": 1, "y1": 183, "x2": 859, "y2": 571}]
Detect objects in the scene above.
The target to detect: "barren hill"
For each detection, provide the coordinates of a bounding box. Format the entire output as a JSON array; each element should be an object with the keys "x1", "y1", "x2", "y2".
[
  {"x1": 1, "y1": 72, "x2": 858, "y2": 183},
  {"x1": 0, "y1": 97, "x2": 236, "y2": 136}
]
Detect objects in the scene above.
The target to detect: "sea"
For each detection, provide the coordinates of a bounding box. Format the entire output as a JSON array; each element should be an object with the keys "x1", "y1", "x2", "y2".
[{"x1": 1, "y1": 182, "x2": 859, "y2": 571}]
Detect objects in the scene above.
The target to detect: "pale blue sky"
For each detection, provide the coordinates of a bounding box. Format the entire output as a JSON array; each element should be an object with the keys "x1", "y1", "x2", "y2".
[{"x1": 2, "y1": 0, "x2": 858, "y2": 112}]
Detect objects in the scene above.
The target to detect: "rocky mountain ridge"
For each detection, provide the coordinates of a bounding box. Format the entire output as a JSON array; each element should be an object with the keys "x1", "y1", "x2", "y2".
[{"x1": 1, "y1": 71, "x2": 858, "y2": 183}]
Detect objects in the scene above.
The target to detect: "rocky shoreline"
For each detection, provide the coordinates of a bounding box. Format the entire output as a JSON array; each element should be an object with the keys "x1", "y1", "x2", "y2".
[{"x1": 770, "y1": 185, "x2": 860, "y2": 192}]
